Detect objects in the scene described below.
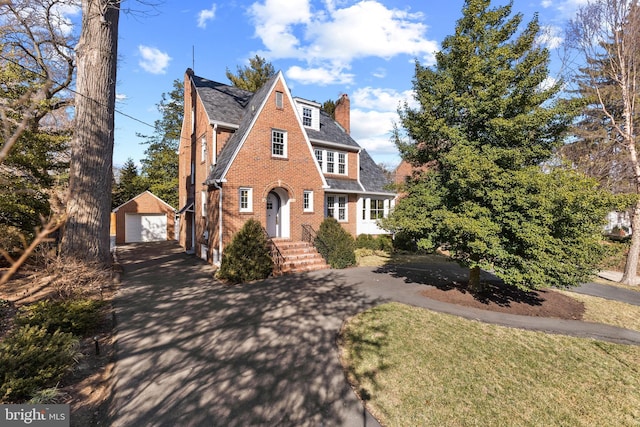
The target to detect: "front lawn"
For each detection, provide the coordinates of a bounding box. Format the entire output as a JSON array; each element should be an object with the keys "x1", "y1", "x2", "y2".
[{"x1": 339, "y1": 303, "x2": 640, "y2": 426}]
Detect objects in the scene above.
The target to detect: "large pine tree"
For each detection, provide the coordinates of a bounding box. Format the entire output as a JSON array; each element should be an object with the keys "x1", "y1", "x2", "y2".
[{"x1": 385, "y1": 0, "x2": 614, "y2": 291}]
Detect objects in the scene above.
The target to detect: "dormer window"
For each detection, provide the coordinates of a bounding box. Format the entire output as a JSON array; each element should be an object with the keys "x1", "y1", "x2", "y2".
[
  {"x1": 302, "y1": 107, "x2": 312, "y2": 127},
  {"x1": 294, "y1": 98, "x2": 320, "y2": 131}
]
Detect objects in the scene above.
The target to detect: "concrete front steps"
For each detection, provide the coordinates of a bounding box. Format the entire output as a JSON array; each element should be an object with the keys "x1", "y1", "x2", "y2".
[{"x1": 270, "y1": 239, "x2": 330, "y2": 274}]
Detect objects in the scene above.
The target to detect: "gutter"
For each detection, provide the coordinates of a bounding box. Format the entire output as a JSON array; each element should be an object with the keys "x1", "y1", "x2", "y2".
[{"x1": 211, "y1": 179, "x2": 224, "y2": 265}]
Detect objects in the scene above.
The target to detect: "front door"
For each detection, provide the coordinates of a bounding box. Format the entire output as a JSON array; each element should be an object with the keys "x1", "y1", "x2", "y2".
[{"x1": 266, "y1": 191, "x2": 281, "y2": 237}]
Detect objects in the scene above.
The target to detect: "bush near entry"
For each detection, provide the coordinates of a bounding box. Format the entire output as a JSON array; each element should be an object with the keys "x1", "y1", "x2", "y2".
[
  {"x1": 315, "y1": 218, "x2": 356, "y2": 269},
  {"x1": 217, "y1": 219, "x2": 274, "y2": 284}
]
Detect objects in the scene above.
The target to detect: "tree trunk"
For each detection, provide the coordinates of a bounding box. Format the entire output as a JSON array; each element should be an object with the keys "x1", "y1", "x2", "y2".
[
  {"x1": 61, "y1": 0, "x2": 120, "y2": 265},
  {"x1": 621, "y1": 199, "x2": 640, "y2": 286},
  {"x1": 468, "y1": 265, "x2": 484, "y2": 292}
]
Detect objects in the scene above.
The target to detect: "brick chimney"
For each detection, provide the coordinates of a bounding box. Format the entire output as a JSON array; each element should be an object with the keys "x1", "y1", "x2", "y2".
[{"x1": 335, "y1": 93, "x2": 350, "y2": 135}]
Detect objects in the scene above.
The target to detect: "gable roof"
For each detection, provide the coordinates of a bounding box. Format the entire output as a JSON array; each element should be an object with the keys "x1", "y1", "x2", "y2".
[
  {"x1": 205, "y1": 72, "x2": 282, "y2": 183},
  {"x1": 112, "y1": 190, "x2": 176, "y2": 212},
  {"x1": 190, "y1": 70, "x2": 393, "y2": 194}
]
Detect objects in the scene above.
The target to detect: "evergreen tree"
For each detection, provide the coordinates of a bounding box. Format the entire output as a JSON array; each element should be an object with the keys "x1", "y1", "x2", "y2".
[
  {"x1": 112, "y1": 158, "x2": 146, "y2": 208},
  {"x1": 385, "y1": 0, "x2": 615, "y2": 291},
  {"x1": 138, "y1": 80, "x2": 182, "y2": 208},
  {"x1": 226, "y1": 55, "x2": 275, "y2": 92},
  {"x1": 217, "y1": 219, "x2": 274, "y2": 284},
  {"x1": 322, "y1": 99, "x2": 336, "y2": 119}
]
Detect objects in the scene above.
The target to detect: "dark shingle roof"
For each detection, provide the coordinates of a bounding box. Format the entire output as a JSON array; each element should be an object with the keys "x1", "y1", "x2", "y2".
[
  {"x1": 359, "y1": 149, "x2": 394, "y2": 194},
  {"x1": 306, "y1": 110, "x2": 361, "y2": 149},
  {"x1": 325, "y1": 178, "x2": 363, "y2": 192},
  {"x1": 195, "y1": 71, "x2": 394, "y2": 195},
  {"x1": 192, "y1": 75, "x2": 252, "y2": 125}
]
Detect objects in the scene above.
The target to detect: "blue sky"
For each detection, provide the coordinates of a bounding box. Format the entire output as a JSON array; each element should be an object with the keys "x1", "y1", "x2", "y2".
[{"x1": 111, "y1": 0, "x2": 587, "y2": 169}]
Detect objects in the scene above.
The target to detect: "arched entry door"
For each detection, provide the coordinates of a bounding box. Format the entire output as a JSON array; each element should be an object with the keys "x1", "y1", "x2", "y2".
[{"x1": 266, "y1": 191, "x2": 281, "y2": 237}]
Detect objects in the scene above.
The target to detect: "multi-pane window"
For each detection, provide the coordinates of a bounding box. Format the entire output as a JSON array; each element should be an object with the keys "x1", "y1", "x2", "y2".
[
  {"x1": 275, "y1": 91, "x2": 283, "y2": 109},
  {"x1": 326, "y1": 195, "x2": 347, "y2": 222},
  {"x1": 302, "y1": 107, "x2": 312, "y2": 127},
  {"x1": 326, "y1": 151, "x2": 335, "y2": 173},
  {"x1": 272, "y1": 130, "x2": 286, "y2": 157},
  {"x1": 303, "y1": 190, "x2": 313, "y2": 212},
  {"x1": 314, "y1": 148, "x2": 347, "y2": 175},
  {"x1": 239, "y1": 187, "x2": 252, "y2": 212},
  {"x1": 370, "y1": 199, "x2": 385, "y2": 219},
  {"x1": 338, "y1": 152, "x2": 346, "y2": 174},
  {"x1": 314, "y1": 149, "x2": 323, "y2": 168}
]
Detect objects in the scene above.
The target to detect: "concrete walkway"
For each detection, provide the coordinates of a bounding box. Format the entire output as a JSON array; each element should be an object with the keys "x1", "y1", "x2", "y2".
[{"x1": 108, "y1": 242, "x2": 640, "y2": 426}]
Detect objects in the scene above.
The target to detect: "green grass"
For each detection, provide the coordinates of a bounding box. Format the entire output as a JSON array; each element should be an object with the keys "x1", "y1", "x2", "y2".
[
  {"x1": 340, "y1": 303, "x2": 640, "y2": 426},
  {"x1": 556, "y1": 290, "x2": 640, "y2": 332}
]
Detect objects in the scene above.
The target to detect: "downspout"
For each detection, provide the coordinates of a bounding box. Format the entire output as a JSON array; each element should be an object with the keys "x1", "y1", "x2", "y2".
[{"x1": 212, "y1": 180, "x2": 223, "y2": 265}]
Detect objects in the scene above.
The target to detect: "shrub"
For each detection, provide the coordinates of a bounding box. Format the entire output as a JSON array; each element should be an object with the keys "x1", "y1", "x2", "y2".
[
  {"x1": 16, "y1": 299, "x2": 105, "y2": 336},
  {"x1": 392, "y1": 231, "x2": 418, "y2": 252},
  {"x1": 0, "y1": 325, "x2": 78, "y2": 402},
  {"x1": 218, "y1": 219, "x2": 274, "y2": 284},
  {"x1": 315, "y1": 218, "x2": 356, "y2": 269},
  {"x1": 355, "y1": 234, "x2": 394, "y2": 252}
]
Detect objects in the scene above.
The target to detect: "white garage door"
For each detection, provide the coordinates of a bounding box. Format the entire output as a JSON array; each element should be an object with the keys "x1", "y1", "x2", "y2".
[{"x1": 125, "y1": 213, "x2": 167, "y2": 243}]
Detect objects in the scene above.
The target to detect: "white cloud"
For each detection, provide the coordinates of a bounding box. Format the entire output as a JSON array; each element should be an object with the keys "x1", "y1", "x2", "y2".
[
  {"x1": 538, "y1": 25, "x2": 563, "y2": 49},
  {"x1": 138, "y1": 46, "x2": 171, "y2": 74},
  {"x1": 348, "y1": 87, "x2": 418, "y2": 157},
  {"x1": 116, "y1": 93, "x2": 128, "y2": 102},
  {"x1": 249, "y1": 0, "x2": 437, "y2": 85},
  {"x1": 352, "y1": 87, "x2": 415, "y2": 111},
  {"x1": 197, "y1": 4, "x2": 217, "y2": 29},
  {"x1": 285, "y1": 64, "x2": 354, "y2": 85},
  {"x1": 541, "y1": 0, "x2": 592, "y2": 17}
]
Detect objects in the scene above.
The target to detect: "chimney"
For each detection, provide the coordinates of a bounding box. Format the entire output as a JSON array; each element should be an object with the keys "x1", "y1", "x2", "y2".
[{"x1": 335, "y1": 93, "x2": 350, "y2": 135}]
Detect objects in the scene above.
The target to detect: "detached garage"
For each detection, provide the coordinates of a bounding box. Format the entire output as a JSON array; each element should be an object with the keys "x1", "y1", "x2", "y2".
[{"x1": 113, "y1": 191, "x2": 176, "y2": 245}]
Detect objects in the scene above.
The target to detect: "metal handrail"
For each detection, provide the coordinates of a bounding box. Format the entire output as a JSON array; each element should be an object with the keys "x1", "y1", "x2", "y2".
[
  {"x1": 262, "y1": 227, "x2": 285, "y2": 275},
  {"x1": 301, "y1": 223, "x2": 329, "y2": 262}
]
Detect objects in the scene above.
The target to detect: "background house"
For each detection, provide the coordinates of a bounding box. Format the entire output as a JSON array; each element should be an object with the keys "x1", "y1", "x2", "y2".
[
  {"x1": 177, "y1": 68, "x2": 395, "y2": 268},
  {"x1": 113, "y1": 191, "x2": 176, "y2": 244}
]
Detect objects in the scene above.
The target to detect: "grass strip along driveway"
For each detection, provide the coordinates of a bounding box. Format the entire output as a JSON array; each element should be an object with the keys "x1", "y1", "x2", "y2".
[{"x1": 340, "y1": 302, "x2": 640, "y2": 426}]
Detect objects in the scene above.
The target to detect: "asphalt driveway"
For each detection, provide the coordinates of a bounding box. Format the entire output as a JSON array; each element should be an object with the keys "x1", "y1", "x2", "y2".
[
  {"x1": 108, "y1": 241, "x2": 640, "y2": 426},
  {"x1": 108, "y1": 242, "x2": 382, "y2": 427}
]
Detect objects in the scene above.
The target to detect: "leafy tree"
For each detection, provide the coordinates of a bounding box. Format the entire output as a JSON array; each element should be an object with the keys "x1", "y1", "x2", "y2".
[
  {"x1": 226, "y1": 55, "x2": 275, "y2": 92},
  {"x1": 566, "y1": 0, "x2": 640, "y2": 285},
  {"x1": 112, "y1": 158, "x2": 146, "y2": 208},
  {"x1": 385, "y1": 0, "x2": 614, "y2": 291},
  {"x1": 217, "y1": 219, "x2": 274, "y2": 284},
  {"x1": 137, "y1": 80, "x2": 182, "y2": 208}
]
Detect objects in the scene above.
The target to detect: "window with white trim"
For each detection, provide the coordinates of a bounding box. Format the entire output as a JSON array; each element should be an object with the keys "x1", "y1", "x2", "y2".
[
  {"x1": 370, "y1": 199, "x2": 385, "y2": 219},
  {"x1": 271, "y1": 129, "x2": 287, "y2": 158},
  {"x1": 326, "y1": 151, "x2": 335, "y2": 173},
  {"x1": 275, "y1": 91, "x2": 283, "y2": 109},
  {"x1": 303, "y1": 190, "x2": 313, "y2": 212},
  {"x1": 201, "y1": 190, "x2": 207, "y2": 217},
  {"x1": 239, "y1": 187, "x2": 253, "y2": 212},
  {"x1": 338, "y1": 152, "x2": 346, "y2": 174},
  {"x1": 314, "y1": 148, "x2": 347, "y2": 175},
  {"x1": 314, "y1": 149, "x2": 323, "y2": 169},
  {"x1": 326, "y1": 194, "x2": 347, "y2": 222},
  {"x1": 302, "y1": 107, "x2": 312, "y2": 127},
  {"x1": 201, "y1": 135, "x2": 207, "y2": 163}
]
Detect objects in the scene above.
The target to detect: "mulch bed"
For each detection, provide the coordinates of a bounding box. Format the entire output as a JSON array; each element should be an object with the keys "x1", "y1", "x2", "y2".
[{"x1": 421, "y1": 280, "x2": 585, "y2": 320}]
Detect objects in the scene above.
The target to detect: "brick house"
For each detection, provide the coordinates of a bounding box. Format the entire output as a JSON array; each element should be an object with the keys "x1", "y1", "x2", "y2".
[{"x1": 177, "y1": 68, "x2": 395, "y2": 270}]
